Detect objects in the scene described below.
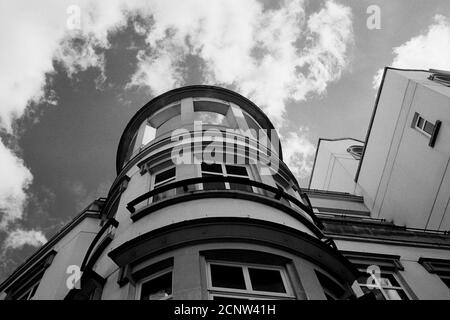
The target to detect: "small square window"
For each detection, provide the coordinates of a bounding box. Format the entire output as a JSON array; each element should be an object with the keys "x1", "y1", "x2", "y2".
[{"x1": 412, "y1": 112, "x2": 435, "y2": 138}]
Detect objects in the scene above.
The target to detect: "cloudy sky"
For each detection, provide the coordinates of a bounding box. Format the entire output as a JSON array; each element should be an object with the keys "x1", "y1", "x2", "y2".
[{"x1": 0, "y1": 0, "x2": 450, "y2": 282}]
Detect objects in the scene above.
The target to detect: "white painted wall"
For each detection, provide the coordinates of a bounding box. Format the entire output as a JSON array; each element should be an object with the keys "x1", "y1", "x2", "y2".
[
  {"x1": 335, "y1": 239, "x2": 450, "y2": 300},
  {"x1": 309, "y1": 139, "x2": 363, "y2": 195},
  {"x1": 358, "y1": 69, "x2": 450, "y2": 230}
]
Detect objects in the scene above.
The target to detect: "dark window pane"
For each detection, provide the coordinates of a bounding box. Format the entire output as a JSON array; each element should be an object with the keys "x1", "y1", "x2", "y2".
[
  {"x1": 202, "y1": 173, "x2": 226, "y2": 190},
  {"x1": 225, "y1": 165, "x2": 248, "y2": 176},
  {"x1": 155, "y1": 168, "x2": 176, "y2": 185},
  {"x1": 210, "y1": 264, "x2": 246, "y2": 289},
  {"x1": 423, "y1": 121, "x2": 435, "y2": 135},
  {"x1": 140, "y1": 272, "x2": 172, "y2": 300},
  {"x1": 248, "y1": 268, "x2": 286, "y2": 293},
  {"x1": 201, "y1": 163, "x2": 223, "y2": 173},
  {"x1": 417, "y1": 117, "x2": 424, "y2": 129}
]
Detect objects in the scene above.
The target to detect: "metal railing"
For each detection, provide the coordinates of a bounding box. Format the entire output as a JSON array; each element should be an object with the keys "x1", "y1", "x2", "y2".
[{"x1": 126, "y1": 175, "x2": 323, "y2": 229}]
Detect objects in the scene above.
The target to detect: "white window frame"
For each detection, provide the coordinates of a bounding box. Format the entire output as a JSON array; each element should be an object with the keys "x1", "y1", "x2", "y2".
[
  {"x1": 355, "y1": 268, "x2": 411, "y2": 300},
  {"x1": 135, "y1": 267, "x2": 173, "y2": 300},
  {"x1": 200, "y1": 163, "x2": 255, "y2": 192},
  {"x1": 206, "y1": 260, "x2": 295, "y2": 300}
]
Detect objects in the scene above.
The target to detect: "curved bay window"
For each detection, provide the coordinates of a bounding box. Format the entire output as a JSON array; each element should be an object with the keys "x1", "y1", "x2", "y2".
[{"x1": 201, "y1": 163, "x2": 252, "y2": 192}]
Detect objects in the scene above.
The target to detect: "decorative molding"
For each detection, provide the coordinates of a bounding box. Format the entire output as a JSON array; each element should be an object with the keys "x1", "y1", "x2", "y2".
[
  {"x1": 341, "y1": 251, "x2": 404, "y2": 271},
  {"x1": 418, "y1": 257, "x2": 450, "y2": 275}
]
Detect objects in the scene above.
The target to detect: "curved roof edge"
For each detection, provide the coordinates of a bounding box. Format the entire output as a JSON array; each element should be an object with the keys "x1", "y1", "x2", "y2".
[{"x1": 116, "y1": 85, "x2": 281, "y2": 173}]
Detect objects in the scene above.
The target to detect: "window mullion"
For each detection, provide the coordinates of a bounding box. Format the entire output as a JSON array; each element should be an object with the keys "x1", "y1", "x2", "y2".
[{"x1": 242, "y1": 266, "x2": 253, "y2": 292}]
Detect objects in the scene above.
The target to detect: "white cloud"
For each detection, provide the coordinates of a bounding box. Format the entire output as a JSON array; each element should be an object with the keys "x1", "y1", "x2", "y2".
[
  {"x1": 281, "y1": 129, "x2": 316, "y2": 180},
  {"x1": 0, "y1": 141, "x2": 33, "y2": 229},
  {"x1": 127, "y1": 0, "x2": 353, "y2": 178},
  {"x1": 129, "y1": 0, "x2": 353, "y2": 126},
  {"x1": 0, "y1": 0, "x2": 353, "y2": 242},
  {"x1": 373, "y1": 14, "x2": 450, "y2": 87},
  {"x1": 3, "y1": 229, "x2": 47, "y2": 250},
  {"x1": 0, "y1": 0, "x2": 128, "y2": 240}
]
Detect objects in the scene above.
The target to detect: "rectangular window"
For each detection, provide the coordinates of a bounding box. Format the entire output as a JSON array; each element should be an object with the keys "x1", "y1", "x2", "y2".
[
  {"x1": 138, "y1": 268, "x2": 173, "y2": 300},
  {"x1": 344, "y1": 252, "x2": 411, "y2": 300},
  {"x1": 201, "y1": 163, "x2": 252, "y2": 193},
  {"x1": 419, "y1": 258, "x2": 450, "y2": 291},
  {"x1": 412, "y1": 112, "x2": 435, "y2": 137},
  {"x1": 355, "y1": 270, "x2": 409, "y2": 300},
  {"x1": 206, "y1": 261, "x2": 294, "y2": 300},
  {"x1": 152, "y1": 167, "x2": 176, "y2": 203}
]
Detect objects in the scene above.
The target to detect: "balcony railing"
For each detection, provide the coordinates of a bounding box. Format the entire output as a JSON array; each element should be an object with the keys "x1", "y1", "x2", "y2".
[{"x1": 126, "y1": 176, "x2": 323, "y2": 229}]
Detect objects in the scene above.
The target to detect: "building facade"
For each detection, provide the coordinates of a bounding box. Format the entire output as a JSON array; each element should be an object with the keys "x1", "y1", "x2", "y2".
[
  {"x1": 0, "y1": 86, "x2": 357, "y2": 300},
  {"x1": 1, "y1": 67, "x2": 449, "y2": 300},
  {"x1": 308, "y1": 67, "x2": 450, "y2": 300}
]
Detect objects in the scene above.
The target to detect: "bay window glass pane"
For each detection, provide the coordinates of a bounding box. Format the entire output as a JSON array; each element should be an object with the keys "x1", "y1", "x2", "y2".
[
  {"x1": 201, "y1": 163, "x2": 223, "y2": 173},
  {"x1": 248, "y1": 268, "x2": 286, "y2": 293},
  {"x1": 225, "y1": 165, "x2": 248, "y2": 176},
  {"x1": 140, "y1": 272, "x2": 172, "y2": 300},
  {"x1": 210, "y1": 264, "x2": 246, "y2": 289},
  {"x1": 202, "y1": 173, "x2": 226, "y2": 190},
  {"x1": 155, "y1": 168, "x2": 176, "y2": 185}
]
